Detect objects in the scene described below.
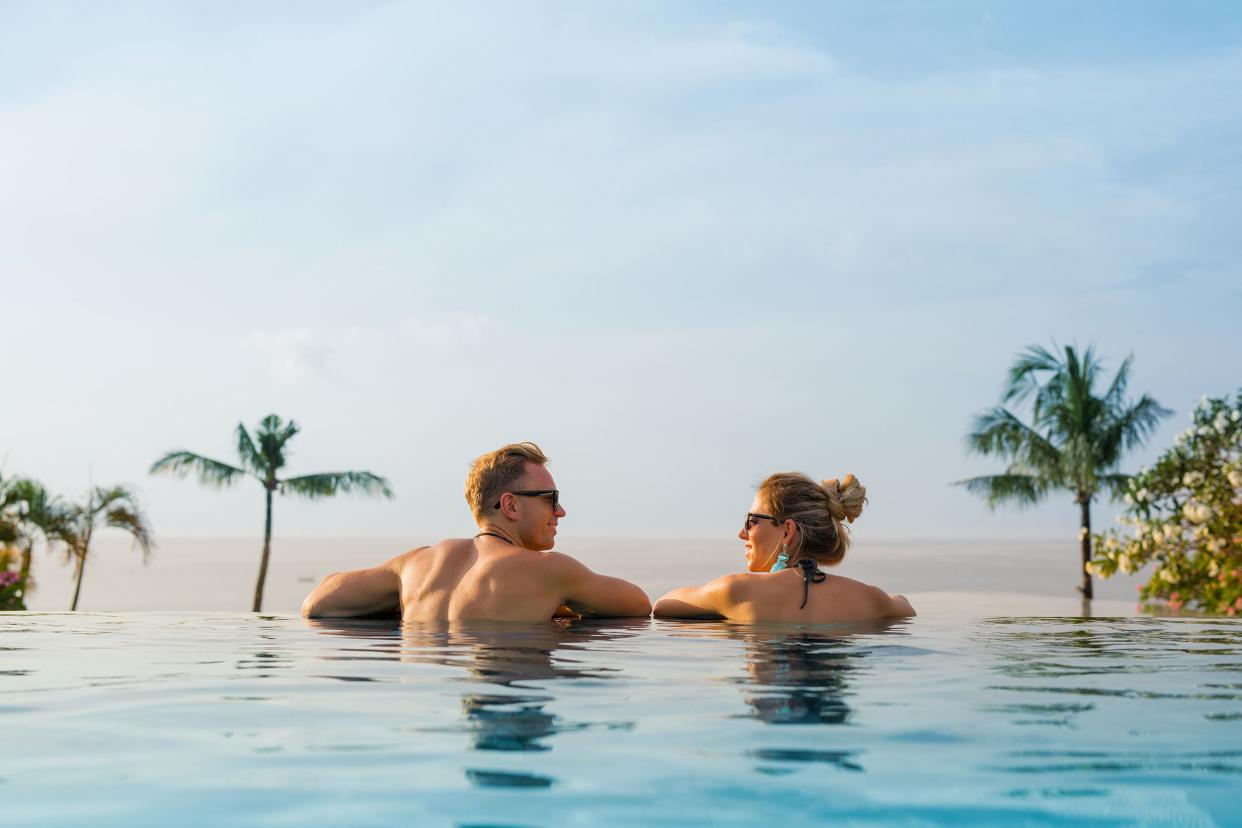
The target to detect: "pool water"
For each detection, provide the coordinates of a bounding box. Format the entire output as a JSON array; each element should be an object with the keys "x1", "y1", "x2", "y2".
[{"x1": 3, "y1": 613, "x2": 1240, "y2": 827}]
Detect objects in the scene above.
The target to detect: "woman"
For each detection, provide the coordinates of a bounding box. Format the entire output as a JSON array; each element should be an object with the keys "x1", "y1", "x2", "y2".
[{"x1": 654, "y1": 473, "x2": 914, "y2": 623}]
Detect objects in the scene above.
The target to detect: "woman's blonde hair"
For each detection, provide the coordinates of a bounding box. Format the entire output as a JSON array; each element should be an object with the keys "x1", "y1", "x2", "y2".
[
  {"x1": 758, "y1": 472, "x2": 867, "y2": 565},
  {"x1": 465, "y1": 441, "x2": 549, "y2": 522}
]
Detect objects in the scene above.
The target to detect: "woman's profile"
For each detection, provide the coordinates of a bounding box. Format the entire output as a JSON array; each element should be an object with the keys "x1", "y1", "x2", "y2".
[{"x1": 654, "y1": 472, "x2": 915, "y2": 623}]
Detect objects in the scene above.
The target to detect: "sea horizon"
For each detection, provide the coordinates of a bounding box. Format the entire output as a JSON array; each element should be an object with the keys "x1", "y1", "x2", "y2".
[{"x1": 22, "y1": 535, "x2": 1150, "y2": 616}]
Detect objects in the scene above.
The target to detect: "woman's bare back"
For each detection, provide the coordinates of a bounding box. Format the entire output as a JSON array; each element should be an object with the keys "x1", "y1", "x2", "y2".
[{"x1": 724, "y1": 570, "x2": 912, "y2": 624}]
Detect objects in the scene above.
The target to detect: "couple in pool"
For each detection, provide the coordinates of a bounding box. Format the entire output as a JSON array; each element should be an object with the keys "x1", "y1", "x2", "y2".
[{"x1": 301, "y1": 442, "x2": 915, "y2": 623}]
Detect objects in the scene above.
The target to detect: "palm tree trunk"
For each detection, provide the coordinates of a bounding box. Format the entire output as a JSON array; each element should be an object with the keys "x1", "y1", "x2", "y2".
[
  {"x1": 1078, "y1": 495, "x2": 1093, "y2": 600},
  {"x1": 70, "y1": 549, "x2": 86, "y2": 611},
  {"x1": 18, "y1": 544, "x2": 32, "y2": 588},
  {"x1": 252, "y1": 487, "x2": 273, "y2": 612}
]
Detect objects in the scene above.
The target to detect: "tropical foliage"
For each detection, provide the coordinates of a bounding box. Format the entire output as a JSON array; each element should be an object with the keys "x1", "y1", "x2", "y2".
[
  {"x1": 1089, "y1": 391, "x2": 1242, "y2": 615},
  {"x1": 958, "y1": 344, "x2": 1170, "y2": 598},
  {"x1": 0, "y1": 476, "x2": 74, "y2": 610},
  {"x1": 62, "y1": 486, "x2": 155, "y2": 611},
  {"x1": 150, "y1": 414, "x2": 393, "y2": 612}
]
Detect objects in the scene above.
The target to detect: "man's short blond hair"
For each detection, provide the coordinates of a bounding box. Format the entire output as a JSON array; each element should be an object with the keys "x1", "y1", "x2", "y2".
[{"x1": 465, "y1": 442, "x2": 549, "y2": 522}]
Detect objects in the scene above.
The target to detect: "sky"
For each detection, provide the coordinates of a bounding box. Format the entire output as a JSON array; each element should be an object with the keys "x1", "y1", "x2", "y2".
[{"x1": 2, "y1": 1, "x2": 1241, "y2": 544}]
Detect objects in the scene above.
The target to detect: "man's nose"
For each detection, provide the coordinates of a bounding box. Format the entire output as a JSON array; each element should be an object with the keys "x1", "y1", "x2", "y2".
[{"x1": 555, "y1": 503, "x2": 567, "y2": 518}]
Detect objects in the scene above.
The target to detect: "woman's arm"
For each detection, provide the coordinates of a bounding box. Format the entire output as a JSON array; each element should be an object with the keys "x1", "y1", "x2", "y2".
[{"x1": 653, "y1": 576, "x2": 736, "y2": 619}]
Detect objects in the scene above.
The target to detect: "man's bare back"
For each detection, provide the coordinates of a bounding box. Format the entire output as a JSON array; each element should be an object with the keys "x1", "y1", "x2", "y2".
[
  {"x1": 301, "y1": 443, "x2": 651, "y2": 622},
  {"x1": 302, "y1": 538, "x2": 649, "y2": 621}
]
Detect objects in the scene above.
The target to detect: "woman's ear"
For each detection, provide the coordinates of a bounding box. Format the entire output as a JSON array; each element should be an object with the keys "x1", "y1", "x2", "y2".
[{"x1": 783, "y1": 519, "x2": 798, "y2": 545}]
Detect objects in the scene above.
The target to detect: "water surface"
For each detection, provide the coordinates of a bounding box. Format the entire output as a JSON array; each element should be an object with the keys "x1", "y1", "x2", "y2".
[{"x1": 3, "y1": 613, "x2": 1239, "y2": 826}]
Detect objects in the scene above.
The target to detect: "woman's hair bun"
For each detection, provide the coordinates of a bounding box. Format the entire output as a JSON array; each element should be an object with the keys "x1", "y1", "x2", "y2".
[{"x1": 821, "y1": 474, "x2": 867, "y2": 523}]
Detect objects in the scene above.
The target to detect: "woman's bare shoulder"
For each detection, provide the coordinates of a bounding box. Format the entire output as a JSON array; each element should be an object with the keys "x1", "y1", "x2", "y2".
[{"x1": 826, "y1": 572, "x2": 915, "y2": 616}]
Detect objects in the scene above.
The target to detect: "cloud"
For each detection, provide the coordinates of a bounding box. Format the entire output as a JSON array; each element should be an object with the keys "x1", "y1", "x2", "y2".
[
  {"x1": 244, "y1": 313, "x2": 497, "y2": 381},
  {"x1": 242, "y1": 328, "x2": 332, "y2": 383}
]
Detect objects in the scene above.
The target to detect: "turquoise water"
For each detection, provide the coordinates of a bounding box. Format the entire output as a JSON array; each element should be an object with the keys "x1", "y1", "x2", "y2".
[{"x1": 2, "y1": 613, "x2": 1241, "y2": 827}]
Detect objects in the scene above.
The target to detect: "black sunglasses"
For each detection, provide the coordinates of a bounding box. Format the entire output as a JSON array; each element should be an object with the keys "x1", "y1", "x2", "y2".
[
  {"x1": 495, "y1": 489, "x2": 560, "y2": 511},
  {"x1": 744, "y1": 512, "x2": 779, "y2": 530}
]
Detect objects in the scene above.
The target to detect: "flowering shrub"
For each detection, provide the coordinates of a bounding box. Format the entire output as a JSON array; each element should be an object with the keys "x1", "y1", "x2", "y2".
[
  {"x1": 0, "y1": 561, "x2": 24, "y2": 611},
  {"x1": 1089, "y1": 391, "x2": 1242, "y2": 614}
]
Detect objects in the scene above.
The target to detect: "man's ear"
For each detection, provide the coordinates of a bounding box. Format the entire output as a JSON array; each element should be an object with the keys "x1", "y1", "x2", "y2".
[{"x1": 497, "y1": 492, "x2": 517, "y2": 520}]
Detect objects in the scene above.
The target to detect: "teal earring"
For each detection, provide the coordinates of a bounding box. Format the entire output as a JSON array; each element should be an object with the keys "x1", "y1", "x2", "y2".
[{"x1": 770, "y1": 544, "x2": 789, "y2": 573}]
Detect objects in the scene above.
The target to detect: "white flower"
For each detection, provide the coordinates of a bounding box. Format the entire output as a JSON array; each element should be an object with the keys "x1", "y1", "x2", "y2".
[
  {"x1": 1228, "y1": 469, "x2": 1242, "y2": 489},
  {"x1": 1119, "y1": 554, "x2": 1136, "y2": 574},
  {"x1": 1198, "y1": 395, "x2": 1211, "y2": 411},
  {"x1": 1216, "y1": 415, "x2": 1230, "y2": 432},
  {"x1": 1124, "y1": 493, "x2": 1134, "y2": 505},
  {"x1": 1233, "y1": 410, "x2": 1241, "y2": 422},
  {"x1": 1136, "y1": 488, "x2": 1149, "y2": 500},
  {"x1": 1198, "y1": 426, "x2": 1213, "y2": 437},
  {"x1": 1152, "y1": 527, "x2": 1165, "y2": 544},
  {"x1": 1160, "y1": 569, "x2": 1178, "y2": 583},
  {"x1": 1183, "y1": 471, "x2": 1205, "y2": 487},
  {"x1": 1183, "y1": 502, "x2": 1212, "y2": 524},
  {"x1": 1084, "y1": 562, "x2": 1101, "y2": 577},
  {"x1": 1209, "y1": 560, "x2": 1221, "y2": 577}
]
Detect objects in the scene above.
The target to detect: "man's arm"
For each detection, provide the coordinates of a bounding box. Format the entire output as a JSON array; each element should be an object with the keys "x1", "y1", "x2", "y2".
[
  {"x1": 552, "y1": 554, "x2": 651, "y2": 618},
  {"x1": 653, "y1": 576, "x2": 735, "y2": 619},
  {"x1": 300, "y1": 554, "x2": 409, "y2": 618}
]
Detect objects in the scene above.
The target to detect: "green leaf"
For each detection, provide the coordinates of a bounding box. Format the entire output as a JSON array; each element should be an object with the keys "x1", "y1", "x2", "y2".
[
  {"x1": 280, "y1": 472, "x2": 394, "y2": 501},
  {"x1": 150, "y1": 451, "x2": 246, "y2": 488}
]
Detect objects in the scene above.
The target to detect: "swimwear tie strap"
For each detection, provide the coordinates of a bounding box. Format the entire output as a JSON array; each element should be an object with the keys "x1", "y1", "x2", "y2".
[{"x1": 795, "y1": 558, "x2": 826, "y2": 609}]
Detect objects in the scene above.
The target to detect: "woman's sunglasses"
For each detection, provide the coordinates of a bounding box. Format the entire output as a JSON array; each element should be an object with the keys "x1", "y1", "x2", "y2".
[
  {"x1": 744, "y1": 512, "x2": 779, "y2": 530},
  {"x1": 495, "y1": 489, "x2": 560, "y2": 511}
]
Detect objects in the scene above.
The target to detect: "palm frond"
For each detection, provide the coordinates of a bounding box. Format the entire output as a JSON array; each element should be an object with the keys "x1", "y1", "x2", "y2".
[
  {"x1": 104, "y1": 504, "x2": 155, "y2": 564},
  {"x1": 256, "y1": 414, "x2": 298, "y2": 473},
  {"x1": 966, "y1": 406, "x2": 1063, "y2": 472},
  {"x1": 281, "y1": 471, "x2": 394, "y2": 500},
  {"x1": 1097, "y1": 473, "x2": 1133, "y2": 501},
  {"x1": 1002, "y1": 344, "x2": 1060, "y2": 406},
  {"x1": 954, "y1": 473, "x2": 1049, "y2": 509},
  {"x1": 1109, "y1": 394, "x2": 1174, "y2": 453},
  {"x1": 1101, "y1": 353, "x2": 1132, "y2": 412},
  {"x1": 235, "y1": 424, "x2": 267, "y2": 475},
  {"x1": 150, "y1": 451, "x2": 245, "y2": 488}
]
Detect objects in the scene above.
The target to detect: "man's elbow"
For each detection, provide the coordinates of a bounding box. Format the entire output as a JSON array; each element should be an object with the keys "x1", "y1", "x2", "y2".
[
  {"x1": 300, "y1": 573, "x2": 340, "y2": 618},
  {"x1": 630, "y1": 592, "x2": 653, "y2": 617}
]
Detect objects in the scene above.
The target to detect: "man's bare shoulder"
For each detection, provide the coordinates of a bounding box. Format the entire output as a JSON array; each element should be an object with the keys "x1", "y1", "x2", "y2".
[
  {"x1": 386, "y1": 539, "x2": 471, "y2": 569},
  {"x1": 508, "y1": 548, "x2": 576, "y2": 573}
]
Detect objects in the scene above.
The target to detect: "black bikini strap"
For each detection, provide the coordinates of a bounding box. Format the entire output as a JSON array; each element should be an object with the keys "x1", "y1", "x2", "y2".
[{"x1": 795, "y1": 558, "x2": 826, "y2": 609}]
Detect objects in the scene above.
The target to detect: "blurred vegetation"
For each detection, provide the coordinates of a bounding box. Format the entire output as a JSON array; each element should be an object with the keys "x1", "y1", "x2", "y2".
[{"x1": 1091, "y1": 390, "x2": 1242, "y2": 615}]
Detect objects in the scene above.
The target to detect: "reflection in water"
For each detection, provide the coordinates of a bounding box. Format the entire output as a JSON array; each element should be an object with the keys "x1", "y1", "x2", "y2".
[
  {"x1": 307, "y1": 618, "x2": 644, "y2": 789},
  {"x1": 662, "y1": 619, "x2": 911, "y2": 776},
  {"x1": 723, "y1": 620, "x2": 906, "y2": 726}
]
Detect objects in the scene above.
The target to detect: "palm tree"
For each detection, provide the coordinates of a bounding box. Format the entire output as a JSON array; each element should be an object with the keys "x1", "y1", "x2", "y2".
[
  {"x1": 150, "y1": 414, "x2": 394, "y2": 612},
  {"x1": 63, "y1": 485, "x2": 154, "y2": 611},
  {"x1": 957, "y1": 344, "x2": 1171, "y2": 599},
  {"x1": 0, "y1": 476, "x2": 74, "y2": 604}
]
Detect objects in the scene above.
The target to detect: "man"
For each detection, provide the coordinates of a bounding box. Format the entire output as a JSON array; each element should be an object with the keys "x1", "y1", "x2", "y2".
[{"x1": 301, "y1": 442, "x2": 651, "y2": 621}]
